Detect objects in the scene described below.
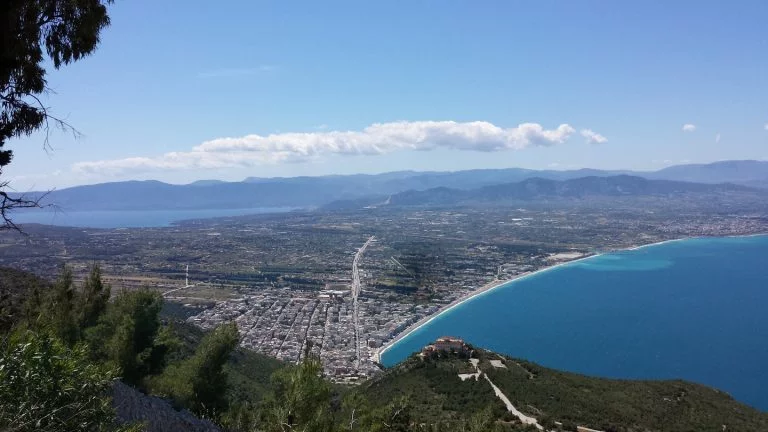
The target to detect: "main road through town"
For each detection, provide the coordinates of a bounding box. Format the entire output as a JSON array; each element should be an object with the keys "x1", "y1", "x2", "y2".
[{"x1": 352, "y1": 235, "x2": 375, "y2": 369}]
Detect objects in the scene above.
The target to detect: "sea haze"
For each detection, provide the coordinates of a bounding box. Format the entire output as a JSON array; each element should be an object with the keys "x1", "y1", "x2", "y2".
[
  {"x1": 380, "y1": 235, "x2": 768, "y2": 411},
  {"x1": 12, "y1": 207, "x2": 293, "y2": 228}
]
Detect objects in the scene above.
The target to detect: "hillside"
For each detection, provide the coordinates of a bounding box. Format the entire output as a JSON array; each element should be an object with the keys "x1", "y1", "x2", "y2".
[
  {"x1": 356, "y1": 346, "x2": 768, "y2": 432},
  {"x1": 14, "y1": 160, "x2": 768, "y2": 213},
  {"x1": 164, "y1": 320, "x2": 286, "y2": 407}
]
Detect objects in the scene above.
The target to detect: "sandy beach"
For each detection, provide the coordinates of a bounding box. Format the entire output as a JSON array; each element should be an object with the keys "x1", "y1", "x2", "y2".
[{"x1": 625, "y1": 237, "x2": 690, "y2": 251}]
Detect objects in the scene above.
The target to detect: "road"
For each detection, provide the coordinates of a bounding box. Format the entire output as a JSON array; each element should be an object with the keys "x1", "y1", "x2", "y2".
[{"x1": 352, "y1": 235, "x2": 375, "y2": 369}]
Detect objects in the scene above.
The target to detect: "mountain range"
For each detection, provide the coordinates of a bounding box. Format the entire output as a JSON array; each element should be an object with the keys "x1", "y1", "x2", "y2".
[{"x1": 16, "y1": 160, "x2": 768, "y2": 211}]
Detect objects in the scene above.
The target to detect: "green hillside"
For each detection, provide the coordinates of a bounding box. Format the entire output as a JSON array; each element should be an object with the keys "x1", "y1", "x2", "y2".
[
  {"x1": 164, "y1": 320, "x2": 286, "y2": 407},
  {"x1": 354, "y1": 347, "x2": 768, "y2": 432}
]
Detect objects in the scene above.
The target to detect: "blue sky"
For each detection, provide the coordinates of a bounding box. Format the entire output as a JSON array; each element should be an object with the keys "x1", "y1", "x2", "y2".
[{"x1": 8, "y1": 0, "x2": 768, "y2": 190}]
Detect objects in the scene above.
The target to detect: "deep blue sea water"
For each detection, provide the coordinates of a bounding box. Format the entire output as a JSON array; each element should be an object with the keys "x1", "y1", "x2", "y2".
[
  {"x1": 12, "y1": 207, "x2": 292, "y2": 228},
  {"x1": 381, "y1": 236, "x2": 768, "y2": 411}
]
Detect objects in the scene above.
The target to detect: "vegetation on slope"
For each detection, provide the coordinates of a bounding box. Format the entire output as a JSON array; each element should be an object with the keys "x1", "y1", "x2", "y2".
[
  {"x1": 353, "y1": 347, "x2": 768, "y2": 432},
  {"x1": 3, "y1": 265, "x2": 768, "y2": 432},
  {"x1": 482, "y1": 350, "x2": 768, "y2": 432},
  {"x1": 0, "y1": 329, "x2": 138, "y2": 432}
]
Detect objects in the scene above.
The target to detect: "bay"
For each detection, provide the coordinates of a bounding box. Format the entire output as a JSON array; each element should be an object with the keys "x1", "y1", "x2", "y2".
[
  {"x1": 380, "y1": 235, "x2": 768, "y2": 411},
  {"x1": 12, "y1": 207, "x2": 292, "y2": 228}
]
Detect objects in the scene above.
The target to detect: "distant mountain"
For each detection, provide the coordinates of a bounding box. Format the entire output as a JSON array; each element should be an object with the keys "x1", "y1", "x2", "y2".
[
  {"x1": 376, "y1": 175, "x2": 763, "y2": 207},
  {"x1": 647, "y1": 160, "x2": 768, "y2": 185},
  {"x1": 16, "y1": 160, "x2": 768, "y2": 211},
  {"x1": 187, "y1": 179, "x2": 227, "y2": 186}
]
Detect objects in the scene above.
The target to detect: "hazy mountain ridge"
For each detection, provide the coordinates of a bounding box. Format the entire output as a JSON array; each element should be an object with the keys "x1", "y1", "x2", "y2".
[
  {"x1": 385, "y1": 175, "x2": 761, "y2": 207},
  {"x1": 16, "y1": 160, "x2": 768, "y2": 211},
  {"x1": 647, "y1": 160, "x2": 768, "y2": 184}
]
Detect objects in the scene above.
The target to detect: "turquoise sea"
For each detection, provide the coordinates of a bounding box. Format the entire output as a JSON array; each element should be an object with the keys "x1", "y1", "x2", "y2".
[
  {"x1": 12, "y1": 207, "x2": 292, "y2": 228},
  {"x1": 380, "y1": 235, "x2": 768, "y2": 411}
]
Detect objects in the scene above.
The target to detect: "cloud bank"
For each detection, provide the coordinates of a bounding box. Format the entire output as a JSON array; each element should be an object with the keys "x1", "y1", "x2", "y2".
[
  {"x1": 73, "y1": 120, "x2": 602, "y2": 175},
  {"x1": 682, "y1": 124, "x2": 696, "y2": 132}
]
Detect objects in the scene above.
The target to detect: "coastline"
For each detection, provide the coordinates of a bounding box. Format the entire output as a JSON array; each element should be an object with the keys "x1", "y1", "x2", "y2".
[
  {"x1": 373, "y1": 251, "x2": 601, "y2": 363},
  {"x1": 373, "y1": 233, "x2": 768, "y2": 364}
]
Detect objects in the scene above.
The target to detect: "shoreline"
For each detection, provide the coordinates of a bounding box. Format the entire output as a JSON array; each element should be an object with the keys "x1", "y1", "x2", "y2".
[
  {"x1": 374, "y1": 233, "x2": 768, "y2": 364},
  {"x1": 373, "y1": 252, "x2": 601, "y2": 363}
]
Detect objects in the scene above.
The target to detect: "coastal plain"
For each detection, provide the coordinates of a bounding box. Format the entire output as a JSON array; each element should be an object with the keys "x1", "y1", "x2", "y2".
[{"x1": 3, "y1": 200, "x2": 766, "y2": 386}]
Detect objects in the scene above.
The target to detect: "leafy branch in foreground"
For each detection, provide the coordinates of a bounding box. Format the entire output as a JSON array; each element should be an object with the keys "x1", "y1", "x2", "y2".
[
  {"x1": 0, "y1": 0, "x2": 113, "y2": 230},
  {"x1": 0, "y1": 329, "x2": 139, "y2": 432}
]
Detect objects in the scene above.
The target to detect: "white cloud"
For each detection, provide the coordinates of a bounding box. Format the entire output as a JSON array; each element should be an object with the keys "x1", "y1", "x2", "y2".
[
  {"x1": 72, "y1": 120, "x2": 594, "y2": 176},
  {"x1": 580, "y1": 129, "x2": 608, "y2": 144},
  {"x1": 715, "y1": 133, "x2": 721, "y2": 143},
  {"x1": 197, "y1": 65, "x2": 277, "y2": 78},
  {"x1": 682, "y1": 124, "x2": 696, "y2": 132},
  {"x1": 764, "y1": 123, "x2": 768, "y2": 131}
]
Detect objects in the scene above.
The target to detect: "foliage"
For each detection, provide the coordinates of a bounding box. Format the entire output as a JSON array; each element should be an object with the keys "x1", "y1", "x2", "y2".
[
  {"x1": 342, "y1": 395, "x2": 413, "y2": 432},
  {"x1": 149, "y1": 322, "x2": 239, "y2": 418},
  {"x1": 0, "y1": 329, "x2": 138, "y2": 432},
  {"x1": 10, "y1": 264, "x2": 112, "y2": 345},
  {"x1": 0, "y1": 0, "x2": 113, "y2": 229},
  {"x1": 352, "y1": 354, "x2": 502, "y2": 425},
  {"x1": 47, "y1": 265, "x2": 80, "y2": 344},
  {"x1": 86, "y1": 288, "x2": 168, "y2": 385},
  {"x1": 0, "y1": 266, "x2": 50, "y2": 332},
  {"x1": 158, "y1": 319, "x2": 286, "y2": 429},
  {"x1": 80, "y1": 264, "x2": 111, "y2": 328},
  {"x1": 257, "y1": 346, "x2": 335, "y2": 432}
]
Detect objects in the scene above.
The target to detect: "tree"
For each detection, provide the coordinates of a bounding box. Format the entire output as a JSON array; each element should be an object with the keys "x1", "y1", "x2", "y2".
[
  {"x1": 150, "y1": 322, "x2": 239, "y2": 418},
  {"x1": 48, "y1": 265, "x2": 79, "y2": 344},
  {"x1": 87, "y1": 288, "x2": 167, "y2": 385},
  {"x1": 0, "y1": 329, "x2": 137, "y2": 432},
  {"x1": 259, "y1": 343, "x2": 334, "y2": 432},
  {"x1": 80, "y1": 264, "x2": 111, "y2": 328},
  {"x1": 0, "y1": 0, "x2": 113, "y2": 229}
]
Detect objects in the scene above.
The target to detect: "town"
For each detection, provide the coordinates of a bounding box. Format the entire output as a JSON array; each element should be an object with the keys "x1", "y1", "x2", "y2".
[{"x1": 2, "y1": 202, "x2": 767, "y2": 379}]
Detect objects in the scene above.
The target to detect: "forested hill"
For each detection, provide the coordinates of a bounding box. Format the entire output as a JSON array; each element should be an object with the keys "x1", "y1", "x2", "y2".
[{"x1": 357, "y1": 347, "x2": 768, "y2": 432}]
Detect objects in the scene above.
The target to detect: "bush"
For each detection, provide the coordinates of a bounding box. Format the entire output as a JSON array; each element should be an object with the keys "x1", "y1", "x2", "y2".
[
  {"x1": 87, "y1": 288, "x2": 168, "y2": 385},
  {"x1": 0, "y1": 330, "x2": 136, "y2": 432},
  {"x1": 150, "y1": 322, "x2": 239, "y2": 417}
]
